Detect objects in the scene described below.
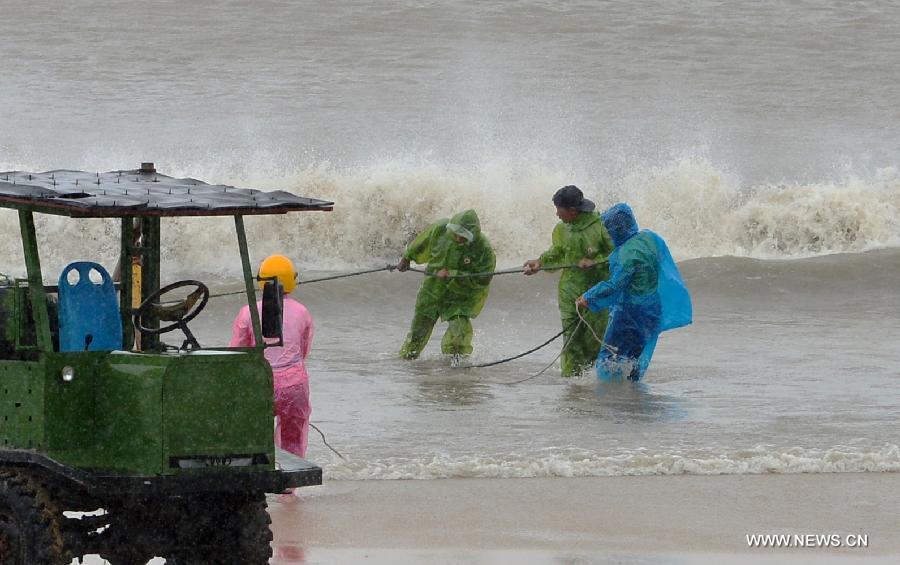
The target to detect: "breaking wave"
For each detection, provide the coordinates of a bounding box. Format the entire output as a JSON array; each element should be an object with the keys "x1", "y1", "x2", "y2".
[
  {"x1": 323, "y1": 443, "x2": 900, "y2": 480},
  {"x1": 2, "y1": 158, "x2": 900, "y2": 277}
]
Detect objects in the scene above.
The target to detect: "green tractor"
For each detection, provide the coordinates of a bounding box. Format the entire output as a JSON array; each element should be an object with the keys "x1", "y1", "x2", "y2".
[{"x1": 0, "y1": 164, "x2": 330, "y2": 564}]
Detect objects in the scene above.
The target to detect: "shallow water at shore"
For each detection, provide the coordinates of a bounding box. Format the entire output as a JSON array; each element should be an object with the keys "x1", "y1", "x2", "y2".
[{"x1": 186, "y1": 249, "x2": 900, "y2": 480}]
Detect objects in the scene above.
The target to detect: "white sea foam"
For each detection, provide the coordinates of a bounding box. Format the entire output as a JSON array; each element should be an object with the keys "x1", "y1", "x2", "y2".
[
  {"x1": 3, "y1": 158, "x2": 900, "y2": 278},
  {"x1": 323, "y1": 444, "x2": 900, "y2": 480}
]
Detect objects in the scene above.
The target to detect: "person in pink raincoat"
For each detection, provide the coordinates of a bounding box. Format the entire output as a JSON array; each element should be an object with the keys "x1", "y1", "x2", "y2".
[{"x1": 230, "y1": 254, "x2": 314, "y2": 458}]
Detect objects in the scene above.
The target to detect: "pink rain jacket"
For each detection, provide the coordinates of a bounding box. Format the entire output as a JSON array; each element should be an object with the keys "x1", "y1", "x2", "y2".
[{"x1": 229, "y1": 297, "x2": 314, "y2": 389}]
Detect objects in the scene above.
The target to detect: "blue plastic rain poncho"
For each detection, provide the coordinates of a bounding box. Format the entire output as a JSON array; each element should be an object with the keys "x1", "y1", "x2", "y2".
[{"x1": 582, "y1": 204, "x2": 692, "y2": 381}]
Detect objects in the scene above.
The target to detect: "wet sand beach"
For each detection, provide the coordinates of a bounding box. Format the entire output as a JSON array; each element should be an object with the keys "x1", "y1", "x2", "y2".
[{"x1": 268, "y1": 473, "x2": 900, "y2": 564}]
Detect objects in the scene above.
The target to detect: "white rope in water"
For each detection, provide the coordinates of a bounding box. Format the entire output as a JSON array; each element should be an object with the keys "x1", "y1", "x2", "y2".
[{"x1": 576, "y1": 302, "x2": 618, "y2": 355}]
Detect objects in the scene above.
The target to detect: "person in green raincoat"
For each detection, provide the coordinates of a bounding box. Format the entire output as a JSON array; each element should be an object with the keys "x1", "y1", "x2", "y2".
[
  {"x1": 523, "y1": 185, "x2": 614, "y2": 377},
  {"x1": 397, "y1": 209, "x2": 496, "y2": 361}
]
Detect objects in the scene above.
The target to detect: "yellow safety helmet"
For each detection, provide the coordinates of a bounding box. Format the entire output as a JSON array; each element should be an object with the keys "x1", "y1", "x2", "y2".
[{"x1": 258, "y1": 254, "x2": 297, "y2": 294}]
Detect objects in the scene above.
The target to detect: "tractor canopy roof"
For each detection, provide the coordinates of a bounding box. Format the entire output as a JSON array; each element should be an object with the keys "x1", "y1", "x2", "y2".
[{"x1": 0, "y1": 165, "x2": 333, "y2": 217}]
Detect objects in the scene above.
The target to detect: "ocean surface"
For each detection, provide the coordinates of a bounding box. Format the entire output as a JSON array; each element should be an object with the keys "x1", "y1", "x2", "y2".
[{"x1": 1, "y1": 0, "x2": 899, "y2": 480}]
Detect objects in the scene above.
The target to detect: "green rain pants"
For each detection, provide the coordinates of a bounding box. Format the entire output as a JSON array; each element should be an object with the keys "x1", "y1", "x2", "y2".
[
  {"x1": 399, "y1": 314, "x2": 473, "y2": 359},
  {"x1": 560, "y1": 306, "x2": 609, "y2": 377}
]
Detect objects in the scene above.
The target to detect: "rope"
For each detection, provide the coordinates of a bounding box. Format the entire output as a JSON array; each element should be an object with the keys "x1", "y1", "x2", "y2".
[
  {"x1": 299, "y1": 265, "x2": 395, "y2": 285},
  {"x1": 309, "y1": 423, "x2": 346, "y2": 460},
  {"x1": 458, "y1": 318, "x2": 579, "y2": 370},
  {"x1": 193, "y1": 261, "x2": 600, "y2": 301},
  {"x1": 499, "y1": 318, "x2": 584, "y2": 385},
  {"x1": 198, "y1": 265, "x2": 399, "y2": 301},
  {"x1": 465, "y1": 304, "x2": 614, "y2": 383},
  {"x1": 406, "y1": 263, "x2": 586, "y2": 279},
  {"x1": 577, "y1": 303, "x2": 618, "y2": 355}
]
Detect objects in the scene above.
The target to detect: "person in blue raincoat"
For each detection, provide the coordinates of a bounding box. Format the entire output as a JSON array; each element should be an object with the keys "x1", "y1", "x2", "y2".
[{"x1": 575, "y1": 203, "x2": 692, "y2": 381}]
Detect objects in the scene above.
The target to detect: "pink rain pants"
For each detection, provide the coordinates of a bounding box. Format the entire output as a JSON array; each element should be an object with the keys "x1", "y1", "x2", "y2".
[{"x1": 230, "y1": 297, "x2": 314, "y2": 458}]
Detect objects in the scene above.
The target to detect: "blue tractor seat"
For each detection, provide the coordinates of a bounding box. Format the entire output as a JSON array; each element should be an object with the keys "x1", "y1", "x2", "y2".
[{"x1": 58, "y1": 262, "x2": 123, "y2": 352}]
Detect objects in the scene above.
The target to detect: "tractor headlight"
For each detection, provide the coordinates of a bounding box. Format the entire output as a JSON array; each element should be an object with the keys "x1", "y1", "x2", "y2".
[{"x1": 61, "y1": 366, "x2": 75, "y2": 382}]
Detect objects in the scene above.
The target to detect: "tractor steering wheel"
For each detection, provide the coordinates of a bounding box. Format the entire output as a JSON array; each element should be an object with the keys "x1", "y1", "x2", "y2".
[{"x1": 133, "y1": 280, "x2": 210, "y2": 350}]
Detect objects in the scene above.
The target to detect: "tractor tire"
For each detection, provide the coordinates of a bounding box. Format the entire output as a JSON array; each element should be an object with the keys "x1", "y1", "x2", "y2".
[
  {"x1": 99, "y1": 493, "x2": 272, "y2": 564},
  {"x1": 166, "y1": 494, "x2": 273, "y2": 564},
  {"x1": 0, "y1": 470, "x2": 71, "y2": 565},
  {"x1": 221, "y1": 495, "x2": 273, "y2": 564}
]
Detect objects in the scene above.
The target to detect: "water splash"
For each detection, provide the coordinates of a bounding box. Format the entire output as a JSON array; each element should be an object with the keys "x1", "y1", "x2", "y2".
[
  {"x1": 3, "y1": 158, "x2": 900, "y2": 279},
  {"x1": 323, "y1": 443, "x2": 900, "y2": 480}
]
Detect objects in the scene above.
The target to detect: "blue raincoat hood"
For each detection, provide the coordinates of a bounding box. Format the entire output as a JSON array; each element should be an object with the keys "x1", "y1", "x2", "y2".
[{"x1": 600, "y1": 203, "x2": 639, "y2": 247}]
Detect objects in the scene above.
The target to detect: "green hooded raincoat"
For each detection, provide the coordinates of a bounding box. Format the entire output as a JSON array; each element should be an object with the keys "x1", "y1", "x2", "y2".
[
  {"x1": 400, "y1": 209, "x2": 496, "y2": 359},
  {"x1": 539, "y1": 211, "x2": 614, "y2": 376}
]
